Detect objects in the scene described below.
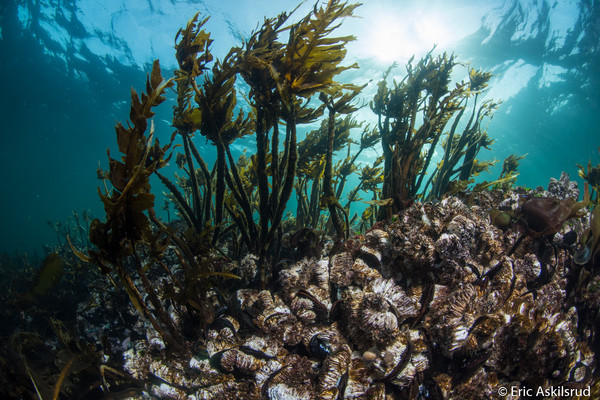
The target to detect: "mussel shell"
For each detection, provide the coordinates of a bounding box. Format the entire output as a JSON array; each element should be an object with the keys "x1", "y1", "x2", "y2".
[{"x1": 309, "y1": 334, "x2": 332, "y2": 360}]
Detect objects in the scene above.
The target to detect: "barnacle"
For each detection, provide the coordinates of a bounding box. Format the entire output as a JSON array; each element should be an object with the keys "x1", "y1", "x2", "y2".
[{"x1": 317, "y1": 345, "x2": 352, "y2": 398}]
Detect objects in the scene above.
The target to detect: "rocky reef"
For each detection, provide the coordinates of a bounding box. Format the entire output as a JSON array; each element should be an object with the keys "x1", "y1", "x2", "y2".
[
  {"x1": 66, "y1": 177, "x2": 598, "y2": 399},
  {"x1": 2, "y1": 1, "x2": 599, "y2": 398}
]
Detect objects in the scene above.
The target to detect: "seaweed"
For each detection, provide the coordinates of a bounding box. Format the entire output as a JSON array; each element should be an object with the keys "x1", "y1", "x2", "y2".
[
  {"x1": 230, "y1": 0, "x2": 359, "y2": 283},
  {"x1": 371, "y1": 51, "x2": 499, "y2": 217},
  {"x1": 295, "y1": 115, "x2": 360, "y2": 233},
  {"x1": 320, "y1": 84, "x2": 364, "y2": 238},
  {"x1": 31, "y1": 252, "x2": 64, "y2": 296},
  {"x1": 47, "y1": 210, "x2": 93, "y2": 249},
  {"x1": 170, "y1": 13, "x2": 215, "y2": 235},
  {"x1": 14, "y1": 2, "x2": 600, "y2": 398},
  {"x1": 66, "y1": 1, "x2": 366, "y2": 353},
  {"x1": 78, "y1": 60, "x2": 188, "y2": 351},
  {"x1": 578, "y1": 151, "x2": 600, "y2": 204},
  {"x1": 497, "y1": 153, "x2": 527, "y2": 189},
  {"x1": 68, "y1": 0, "x2": 514, "y2": 354},
  {"x1": 158, "y1": 1, "x2": 361, "y2": 288}
]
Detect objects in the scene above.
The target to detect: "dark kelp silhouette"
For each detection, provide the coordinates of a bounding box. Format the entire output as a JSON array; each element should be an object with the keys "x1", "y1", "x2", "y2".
[
  {"x1": 163, "y1": 1, "x2": 362, "y2": 287},
  {"x1": 371, "y1": 50, "x2": 502, "y2": 218}
]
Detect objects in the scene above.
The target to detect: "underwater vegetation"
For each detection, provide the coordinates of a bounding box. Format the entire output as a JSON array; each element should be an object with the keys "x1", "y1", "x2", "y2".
[
  {"x1": 78, "y1": 0, "x2": 513, "y2": 350},
  {"x1": 578, "y1": 149, "x2": 600, "y2": 201},
  {"x1": 47, "y1": 210, "x2": 94, "y2": 250},
  {"x1": 2, "y1": 1, "x2": 600, "y2": 399},
  {"x1": 575, "y1": 157, "x2": 600, "y2": 268},
  {"x1": 0, "y1": 246, "x2": 106, "y2": 399},
  {"x1": 371, "y1": 51, "x2": 500, "y2": 218}
]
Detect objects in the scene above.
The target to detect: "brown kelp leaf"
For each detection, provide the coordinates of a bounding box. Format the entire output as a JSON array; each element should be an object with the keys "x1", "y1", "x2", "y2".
[
  {"x1": 175, "y1": 13, "x2": 213, "y2": 76},
  {"x1": 32, "y1": 253, "x2": 64, "y2": 296},
  {"x1": 150, "y1": 59, "x2": 163, "y2": 90},
  {"x1": 67, "y1": 234, "x2": 93, "y2": 264},
  {"x1": 519, "y1": 196, "x2": 574, "y2": 236},
  {"x1": 362, "y1": 198, "x2": 393, "y2": 206},
  {"x1": 108, "y1": 158, "x2": 128, "y2": 192},
  {"x1": 115, "y1": 123, "x2": 131, "y2": 155},
  {"x1": 132, "y1": 192, "x2": 155, "y2": 213}
]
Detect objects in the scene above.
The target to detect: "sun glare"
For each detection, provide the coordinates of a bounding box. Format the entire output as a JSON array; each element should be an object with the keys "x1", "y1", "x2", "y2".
[{"x1": 360, "y1": 8, "x2": 456, "y2": 64}]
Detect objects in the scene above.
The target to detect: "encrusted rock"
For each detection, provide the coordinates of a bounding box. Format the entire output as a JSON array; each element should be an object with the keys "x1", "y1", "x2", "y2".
[{"x1": 76, "y1": 188, "x2": 598, "y2": 399}]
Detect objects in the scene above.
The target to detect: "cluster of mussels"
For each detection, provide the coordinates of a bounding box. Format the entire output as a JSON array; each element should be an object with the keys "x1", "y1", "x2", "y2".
[{"x1": 84, "y1": 183, "x2": 600, "y2": 399}]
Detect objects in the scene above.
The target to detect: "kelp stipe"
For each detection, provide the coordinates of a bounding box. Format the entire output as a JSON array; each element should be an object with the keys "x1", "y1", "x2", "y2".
[
  {"x1": 295, "y1": 114, "x2": 367, "y2": 236},
  {"x1": 320, "y1": 84, "x2": 365, "y2": 238},
  {"x1": 169, "y1": 13, "x2": 213, "y2": 234}
]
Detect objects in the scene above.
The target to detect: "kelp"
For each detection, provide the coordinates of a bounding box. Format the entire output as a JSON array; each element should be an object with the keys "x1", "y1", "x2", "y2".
[
  {"x1": 79, "y1": 58, "x2": 242, "y2": 351},
  {"x1": 455, "y1": 153, "x2": 527, "y2": 195},
  {"x1": 160, "y1": 1, "x2": 361, "y2": 287},
  {"x1": 75, "y1": 61, "x2": 190, "y2": 351},
  {"x1": 371, "y1": 51, "x2": 499, "y2": 217},
  {"x1": 251, "y1": 0, "x2": 356, "y2": 241},
  {"x1": 171, "y1": 13, "x2": 214, "y2": 235},
  {"x1": 425, "y1": 67, "x2": 499, "y2": 199},
  {"x1": 497, "y1": 153, "x2": 527, "y2": 189},
  {"x1": 320, "y1": 84, "x2": 364, "y2": 238},
  {"x1": 92, "y1": 60, "x2": 174, "y2": 261},
  {"x1": 190, "y1": 52, "x2": 255, "y2": 246},
  {"x1": 336, "y1": 126, "x2": 380, "y2": 200},
  {"x1": 578, "y1": 152, "x2": 600, "y2": 204},
  {"x1": 31, "y1": 252, "x2": 64, "y2": 296},
  {"x1": 6, "y1": 3, "x2": 565, "y2": 396},
  {"x1": 232, "y1": 0, "x2": 360, "y2": 283},
  {"x1": 296, "y1": 114, "x2": 362, "y2": 233},
  {"x1": 47, "y1": 210, "x2": 93, "y2": 249}
]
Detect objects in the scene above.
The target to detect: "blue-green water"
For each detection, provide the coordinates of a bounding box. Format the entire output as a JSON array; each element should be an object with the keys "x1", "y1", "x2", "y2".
[{"x1": 1, "y1": 0, "x2": 599, "y2": 254}]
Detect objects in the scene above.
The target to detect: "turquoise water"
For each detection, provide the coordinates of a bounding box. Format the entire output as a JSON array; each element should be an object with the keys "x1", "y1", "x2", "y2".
[{"x1": 1, "y1": 0, "x2": 598, "y2": 254}]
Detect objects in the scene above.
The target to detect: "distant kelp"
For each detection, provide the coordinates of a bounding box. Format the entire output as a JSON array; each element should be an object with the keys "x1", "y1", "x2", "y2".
[
  {"x1": 47, "y1": 209, "x2": 93, "y2": 249},
  {"x1": 31, "y1": 252, "x2": 64, "y2": 296},
  {"x1": 295, "y1": 115, "x2": 381, "y2": 237}
]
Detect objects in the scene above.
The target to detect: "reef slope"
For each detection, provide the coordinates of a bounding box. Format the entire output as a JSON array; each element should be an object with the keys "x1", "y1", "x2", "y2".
[{"x1": 74, "y1": 180, "x2": 599, "y2": 399}]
